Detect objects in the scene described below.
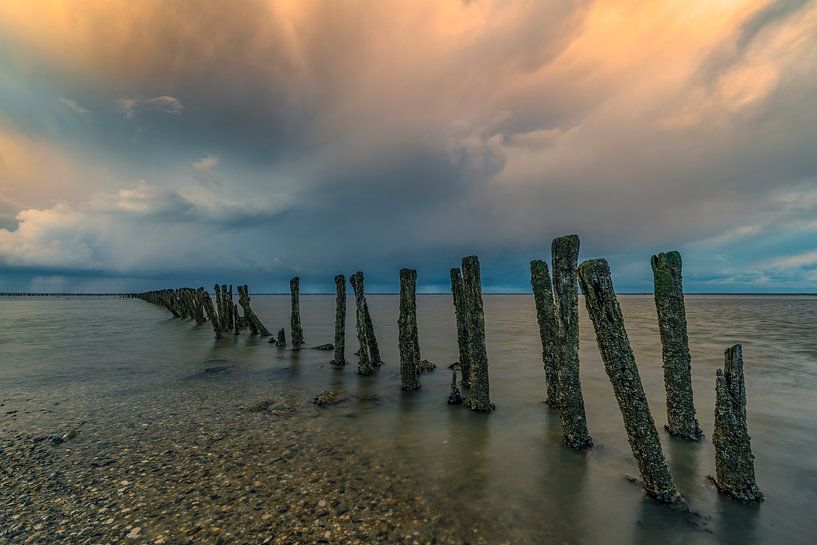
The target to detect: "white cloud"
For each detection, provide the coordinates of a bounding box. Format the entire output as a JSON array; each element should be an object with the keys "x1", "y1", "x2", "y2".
[
  {"x1": 58, "y1": 97, "x2": 92, "y2": 119},
  {"x1": 116, "y1": 96, "x2": 185, "y2": 119}
]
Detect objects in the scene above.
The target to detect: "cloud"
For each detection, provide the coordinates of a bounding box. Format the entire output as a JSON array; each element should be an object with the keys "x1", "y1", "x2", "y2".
[
  {"x1": 0, "y1": 1, "x2": 816, "y2": 291},
  {"x1": 58, "y1": 97, "x2": 92, "y2": 119},
  {"x1": 116, "y1": 96, "x2": 185, "y2": 119}
]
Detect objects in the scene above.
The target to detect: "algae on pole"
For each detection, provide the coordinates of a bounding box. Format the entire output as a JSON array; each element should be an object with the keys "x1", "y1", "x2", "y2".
[
  {"x1": 290, "y1": 277, "x2": 304, "y2": 349},
  {"x1": 578, "y1": 259, "x2": 680, "y2": 503},
  {"x1": 713, "y1": 344, "x2": 764, "y2": 502},
  {"x1": 398, "y1": 268, "x2": 421, "y2": 391},
  {"x1": 450, "y1": 267, "x2": 471, "y2": 389},
  {"x1": 461, "y1": 256, "x2": 494, "y2": 412},
  {"x1": 530, "y1": 259, "x2": 559, "y2": 407},
  {"x1": 651, "y1": 251, "x2": 703, "y2": 440},
  {"x1": 552, "y1": 235, "x2": 592, "y2": 448},
  {"x1": 331, "y1": 275, "x2": 347, "y2": 367}
]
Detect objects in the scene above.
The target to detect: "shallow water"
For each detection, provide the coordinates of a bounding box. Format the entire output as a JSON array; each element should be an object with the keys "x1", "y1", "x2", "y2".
[{"x1": 1, "y1": 293, "x2": 816, "y2": 544}]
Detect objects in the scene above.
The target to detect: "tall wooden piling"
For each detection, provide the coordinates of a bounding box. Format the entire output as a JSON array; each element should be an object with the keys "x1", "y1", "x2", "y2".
[
  {"x1": 530, "y1": 259, "x2": 559, "y2": 407},
  {"x1": 349, "y1": 271, "x2": 381, "y2": 375},
  {"x1": 331, "y1": 275, "x2": 347, "y2": 367},
  {"x1": 398, "y1": 269, "x2": 421, "y2": 391},
  {"x1": 552, "y1": 235, "x2": 592, "y2": 448},
  {"x1": 461, "y1": 256, "x2": 494, "y2": 412},
  {"x1": 713, "y1": 345, "x2": 764, "y2": 502},
  {"x1": 450, "y1": 268, "x2": 471, "y2": 389},
  {"x1": 651, "y1": 251, "x2": 703, "y2": 440},
  {"x1": 237, "y1": 285, "x2": 270, "y2": 336},
  {"x1": 578, "y1": 259, "x2": 680, "y2": 503},
  {"x1": 290, "y1": 277, "x2": 304, "y2": 349}
]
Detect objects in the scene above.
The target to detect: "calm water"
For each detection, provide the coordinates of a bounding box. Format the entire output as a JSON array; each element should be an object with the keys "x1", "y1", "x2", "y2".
[{"x1": 1, "y1": 294, "x2": 816, "y2": 544}]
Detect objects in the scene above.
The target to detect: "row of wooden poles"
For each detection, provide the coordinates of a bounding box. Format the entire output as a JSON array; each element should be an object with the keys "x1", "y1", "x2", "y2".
[{"x1": 134, "y1": 234, "x2": 762, "y2": 505}]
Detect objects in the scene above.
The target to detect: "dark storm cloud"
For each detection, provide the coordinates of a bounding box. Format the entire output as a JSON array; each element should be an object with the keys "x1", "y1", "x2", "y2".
[{"x1": 1, "y1": 1, "x2": 817, "y2": 292}]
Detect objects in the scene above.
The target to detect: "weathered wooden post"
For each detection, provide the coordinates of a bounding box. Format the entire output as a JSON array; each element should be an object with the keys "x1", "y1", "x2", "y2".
[
  {"x1": 199, "y1": 287, "x2": 223, "y2": 339},
  {"x1": 461, "y1": 256, "x2": 494, "y2": 412},
  {"x1": 713, "y1": 345, "x2": 764, "y2": 502},
  {"x1": 530, "y1": 259, "x2": 559, "y2": 407},
  {"x1": 331, "y1": 274, "x2": 346, "y2": 367},
  {"x1": 651, "y1": 251, "x2": 703, "y2": 440},
  {"x1": 450, "y1": 268, "x2": 471, "y2": 388},
  {"x1": 290, "y1": 277, "x2": 304, "y2": 349},
  {"x1": 349, "y1": 271, "x2": 382, "y2": 375},
  {"x1": 193, "y1": 289, "x2": 206, "y2": 324},
  {"x1": 237, "y1": 284, "x2": 271, "y2": 336},
  {"x1": 578, "y1": 259, "x2": 680, "y2": 503},
  {"x1": 448, "y1": 368, "x2": 463, "y2": 404},
  {"x1": 214, "y1": 284, "x2": 224, "y2": 330},
  {"x1": 221, "y1": 284, "x2": 232, "y2": 331},
  {"x1": 552, "y1": 235, "x2": 592, "y2": 448},
  {"x1": 276, "y1": 327, "x2": 286, "y2": 347},
  {"x1": 233, "y1": 303, "x2": 241, "y2": 335},
  {"x1": 398, "y1": 268, "x2": 421, "y2": 391}
]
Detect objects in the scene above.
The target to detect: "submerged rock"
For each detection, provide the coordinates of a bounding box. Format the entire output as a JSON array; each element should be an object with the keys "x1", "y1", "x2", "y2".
[
  {"x1": 313, "y1": 390, "x2": 350, "y2": 406},
  {"x1": 312, "y1": 343, "x2": 334, "y2": 351},
  {"x1": 418, "y1": 360, "x2": 436, "y2": 374}
]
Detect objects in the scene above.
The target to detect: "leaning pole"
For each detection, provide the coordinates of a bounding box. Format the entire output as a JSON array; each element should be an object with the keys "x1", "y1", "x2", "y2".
[
  {"x1": 578, "y1": 259, "x2": 681, "y2": 503},
  {"x1": 530, "y1": 259, "x2": 559, "y2": 407},
  {"x1": 552, "y1": 235, "x2": 592, "y2": 448},
  {"x1": 651, "y1": 251, "x2": 703, "y2": 440}
]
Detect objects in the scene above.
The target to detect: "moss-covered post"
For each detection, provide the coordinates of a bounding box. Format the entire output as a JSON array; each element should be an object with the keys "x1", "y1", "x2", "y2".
[
  {"x1": 237, "y1": 284, "x2": 270, "y2": 336},
  {"x1": 221, "y1": 284, "x2": 232, "y2": 331},
  {"x1": 578, "y1": 259, "x2": 680, "y2": 502},
  {"x1": 398, "y1": 268, "x2": 421, "y2": 391},
  {"x1": 450, "y1": 267, "x2": 471, "y2": 389},
  {"x1": 713, "y1": 345, "x2": 764, "y2": 502},
  {"x1": 461, "y1": 256, "x2": 494, "y2": 412},
  {"x1": 349, "y1": 271, "x2": 381, "y2": 375},
  {"x1": 331, "y1": 274, "x2": 347, "y2": 367},
  {"x1": 290, "y1": 277, "x2": 304, "y2": 349},
  {"x1": 233, "y1": 303, "x2": 241, "y2": 335},
  {"x1": 530, "y1": 259, "x2": 559, "y2": 407},
  {"x1": 552, "y1": 235, "x2": 592, "y2": 448},
  {"x1": 199, "y1": 287, "x2": 223, "y2": 339},
  {"x1": 193, "y1": 289, "x2": 206, "y2": 324},
  {"x1": 214, "y1": 284, "x2": 225, "y2": 331},
  {"x1": 651, "y1": 251, "x2": 703, "y2": 440}
]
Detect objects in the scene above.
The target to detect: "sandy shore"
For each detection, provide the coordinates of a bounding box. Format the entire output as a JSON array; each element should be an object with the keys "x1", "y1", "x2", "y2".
[{"x1": 1, "y1": 377, "x2": 501, "y2": 545}]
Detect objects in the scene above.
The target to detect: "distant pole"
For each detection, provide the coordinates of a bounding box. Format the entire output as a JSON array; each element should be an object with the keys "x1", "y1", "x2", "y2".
[
  {"x1": 461, "y1": 256, "x2": 494, "y2": 412},
  {"x1": 199, "y1": 287, "x2": 223, "y2": 339},
  {"x1": 552, "y1": 235, "x2": 592, "y2": 448},
  {"x1": 578, "y1": 259, "x2": 680, "y2": 503},
  {"x1": 450, "y1": 268, "x2": 471, "y2": 388},
  {"x1": 399, "y1": 268, "x2": 421, "y2": 390},
  {"x1": 222, "y1": 284, "x2": 232, "y2": 331},
  {"x1": 276, "y1": 327, "x2": 286, "y2": 347},
  {"x1": 530, "y1": 259, "x2": 559, "y2": 407},
  {"x1": 290, "y1": 277, "x2": 304, "y2": 349},
  {"x1": 237, "y1": 285, "x2": 270, "y2": 336},
  {"x1": 713, "y1": 345, "x2": 764, "y2": 502},
  {"x1": 651, "y1": 251, "x2": 703, "y2": 440},
  {"x1": 331, "y1": 275, "x2": 347, "y2": 367}
]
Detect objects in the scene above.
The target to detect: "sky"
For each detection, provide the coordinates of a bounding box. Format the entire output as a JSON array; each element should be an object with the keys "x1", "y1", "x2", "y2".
[{"x1": 1, "y1": 0, "x2": 816, "y2": 293}]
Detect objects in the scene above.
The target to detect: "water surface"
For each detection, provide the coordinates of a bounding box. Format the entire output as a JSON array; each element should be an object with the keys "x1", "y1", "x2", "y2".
[{"x1": 1, "y1": 294, "x2": 815, "y2": 544}]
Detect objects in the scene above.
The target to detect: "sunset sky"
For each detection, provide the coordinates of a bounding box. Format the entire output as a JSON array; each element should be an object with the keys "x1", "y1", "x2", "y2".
[{"x1": 1, "y1": 1, "x2": 816, "y2": 292}]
